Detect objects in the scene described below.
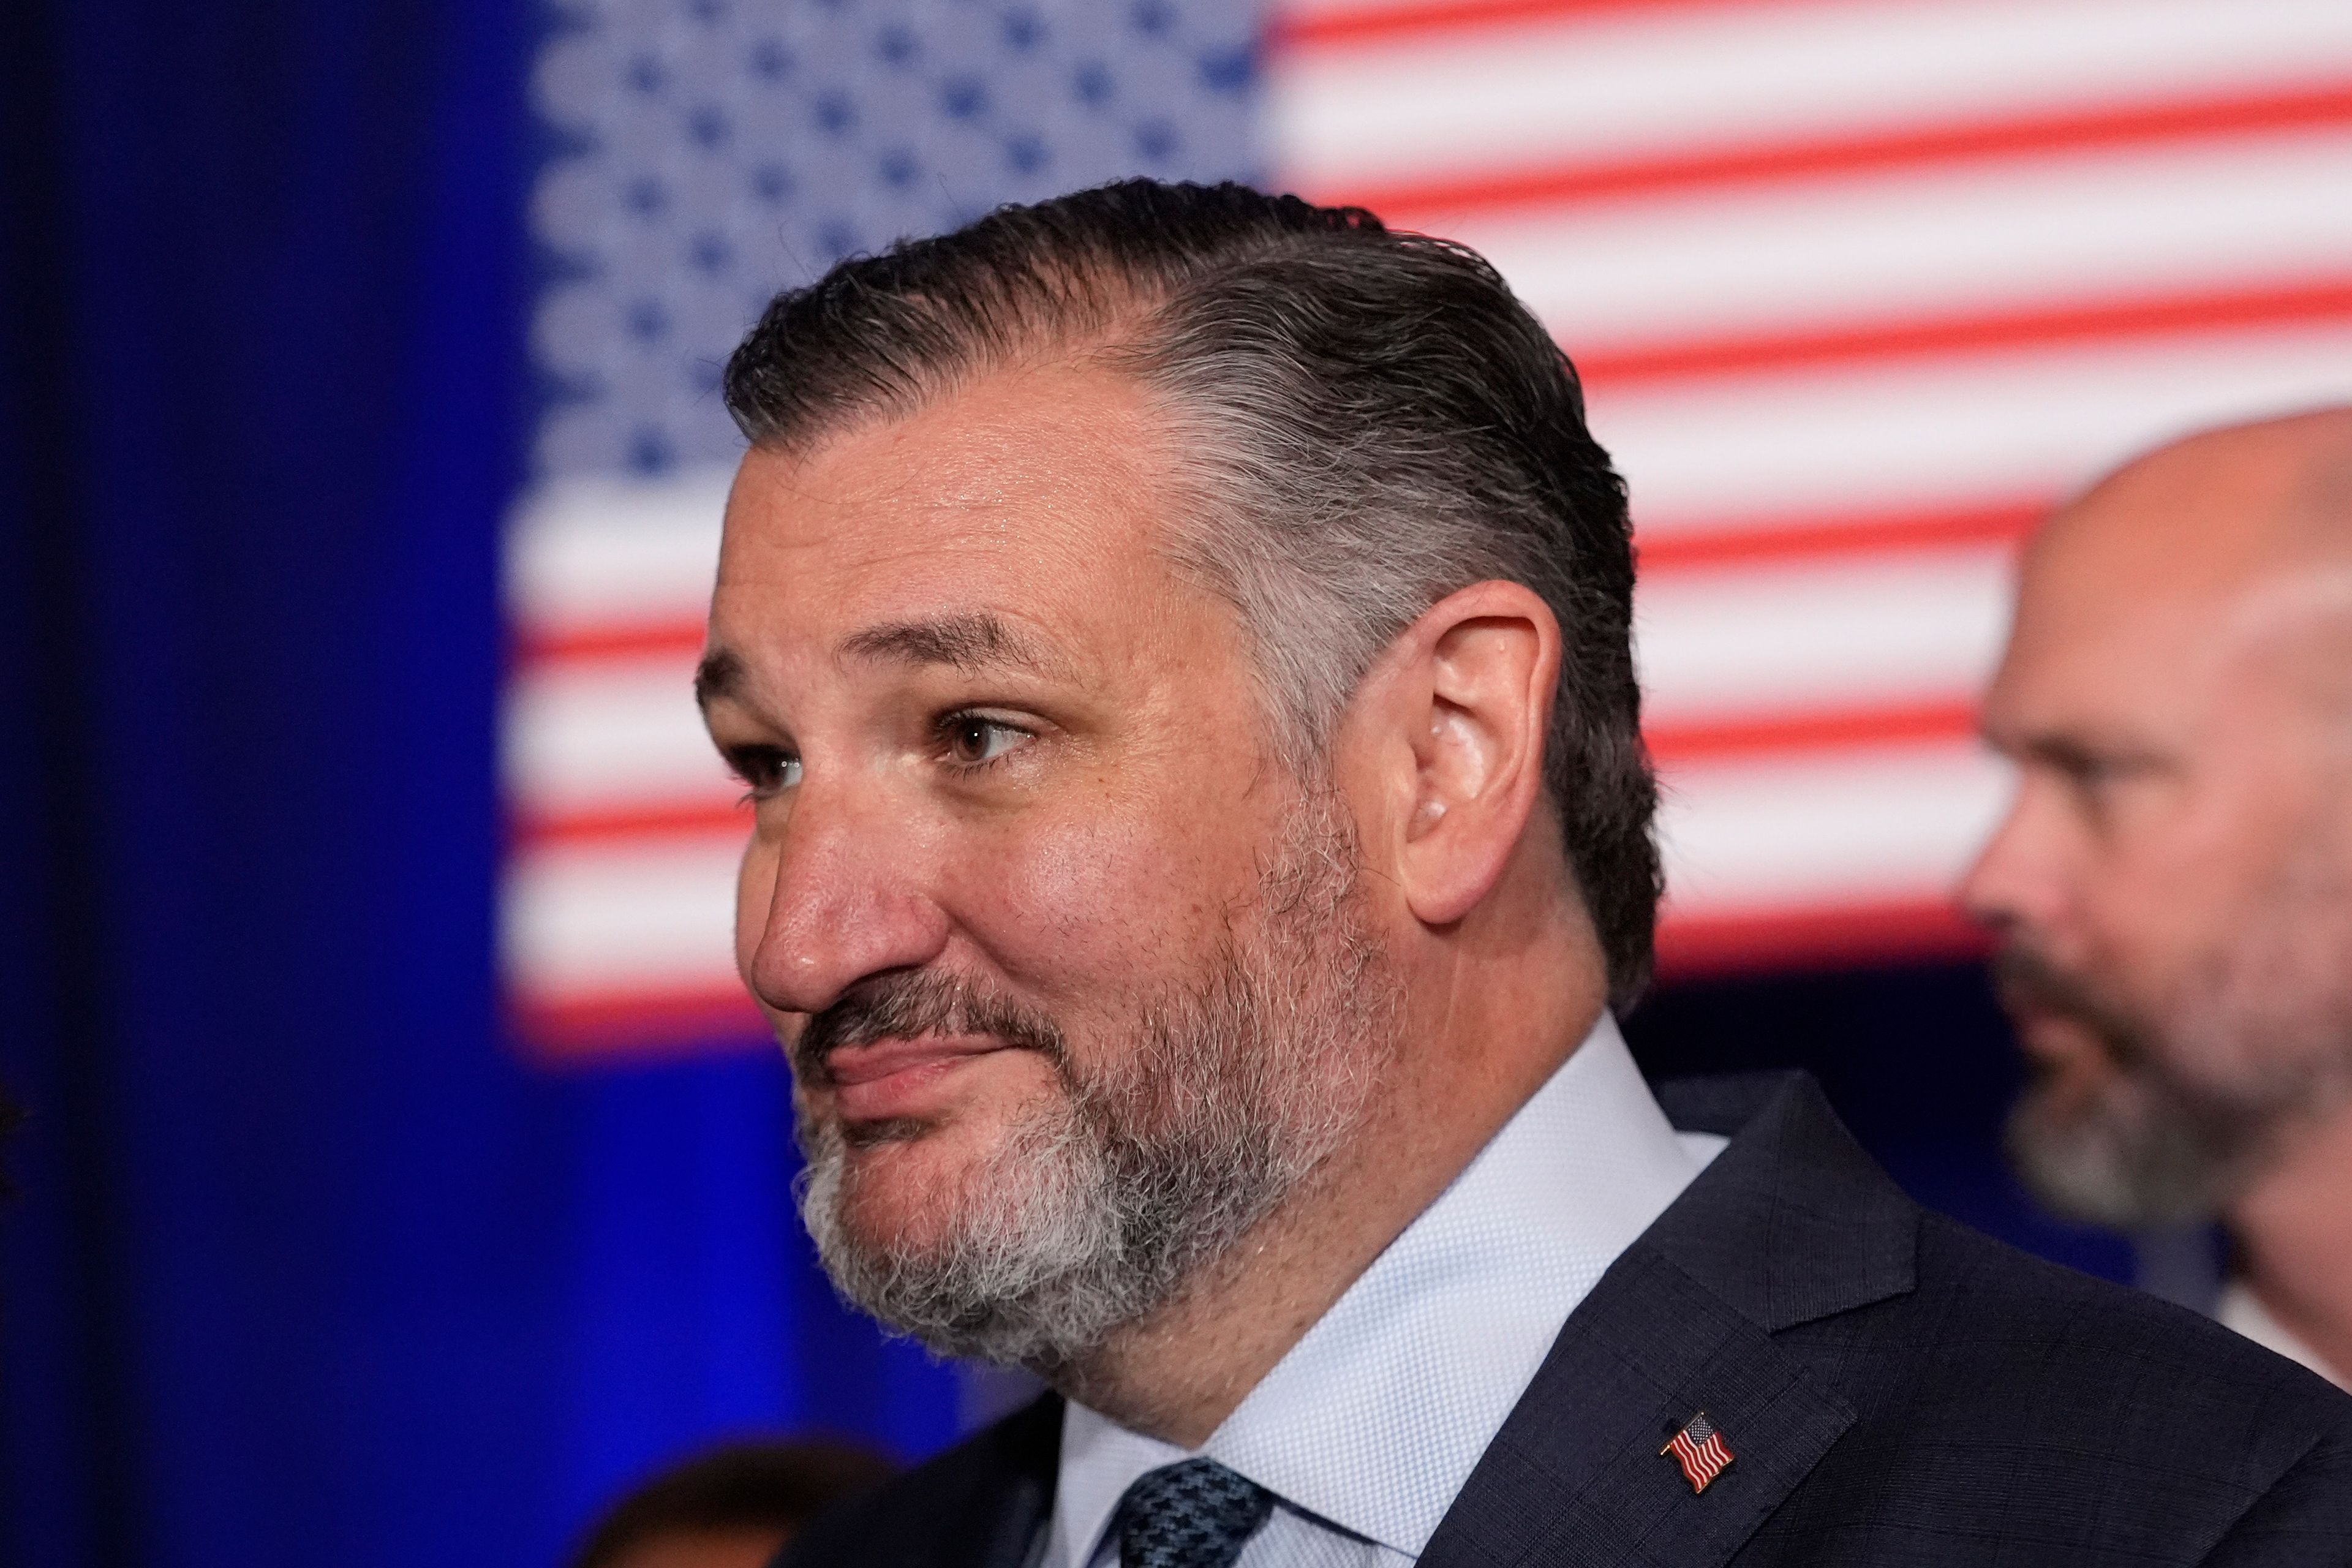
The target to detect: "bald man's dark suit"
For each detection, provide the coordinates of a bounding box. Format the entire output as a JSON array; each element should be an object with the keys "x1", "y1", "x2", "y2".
[{"x1": 781, "y1": 1073, "x2": 2352, "y2": 1566}]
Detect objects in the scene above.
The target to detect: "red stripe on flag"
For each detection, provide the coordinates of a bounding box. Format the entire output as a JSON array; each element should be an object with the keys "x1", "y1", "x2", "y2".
[
  {"x1": 1327, "y1": 84, "x2": 2352, "y2": 219},
  {"x1": 1271, "y1": 0, "x2": 1792, "y2": 51},
  {"x1": 1581, "y1": 276, "x2": 2352, "y2": 386},
  {"x1": 513, "y1": 986, "x2": 769, "y2": 1063},
  {"x1": 1646, "y1": 701, "x2": 1978, "y2": 766},
  {"x1": 513, "y1": 803, "x2": 748, "y2": 848},
  {"x1": 1634, "y1": 502, "x2": 2040, "y2": 571},
  {"x1": 1656, "y1": 896, "x2": 1988, "y2": 979},
  {"x1": 519, "y1": 622, "x2": 708, "y2": 663}
]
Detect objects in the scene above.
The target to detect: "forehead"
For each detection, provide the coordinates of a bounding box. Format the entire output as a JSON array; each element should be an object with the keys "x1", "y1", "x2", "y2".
[
  {"x1": 1989, "y1": 447, "x2": 2294, "y2": 742},
  {"x1": 712, "y1": 361, "x2": 1196, "y2": 656}
]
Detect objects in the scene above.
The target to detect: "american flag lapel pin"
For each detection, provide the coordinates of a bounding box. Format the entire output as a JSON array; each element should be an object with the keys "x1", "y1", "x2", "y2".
[{"x1": 1662, "y1": 1411, "x2": 1736, "y2": 1494}]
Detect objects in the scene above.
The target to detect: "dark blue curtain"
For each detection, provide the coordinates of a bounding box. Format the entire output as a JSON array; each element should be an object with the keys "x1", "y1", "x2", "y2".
[
  {"x1": 0, "y1": 4, "x2": 2133, "y2": 1567},
  {"x1": 0, "y1": 5, "x2": 956, "y2": 1567},
  {"x1": 1621, "y1": 963, "x2": 2132, "y2": 1286}
]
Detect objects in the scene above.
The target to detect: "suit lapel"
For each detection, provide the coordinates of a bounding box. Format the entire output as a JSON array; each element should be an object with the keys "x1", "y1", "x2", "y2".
[
  {"x1": 934, "y1": 1393, "x2": 1062, "y2": 1568},
  {"x1": 1419, "y1": 1246, "x2": 1853, "y2": 1568},
  {"x1": 975, "y1": 1476, "x2": 1052, "y2": 1568},
  {"x1": 1420, "y1": 1073, "x2": 1917, "y2": 1568}
]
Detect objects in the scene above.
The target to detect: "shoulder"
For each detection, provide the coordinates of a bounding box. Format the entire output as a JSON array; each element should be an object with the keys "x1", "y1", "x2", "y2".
[
  {"x1": 1774, "y1": 1212, "x2": 2352, "y2": 1554},
  {"x1": 1649, "y1": 1071, "x2": 2352, "y2": 1554},
  {"x1": 1902, "y1": 1210, "x2": 2348, "y2": 1428},
  {"x1": 1656, "y1": 1068, "x2": 2352, "y2": 1449},
  {"x1": 777, "y1": 1396, "x2": 1063, "y2": 1568}
]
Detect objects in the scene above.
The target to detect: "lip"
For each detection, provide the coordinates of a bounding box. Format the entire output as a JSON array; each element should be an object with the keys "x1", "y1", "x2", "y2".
[
  {"x1": 2011, "y1": 1008, "x2": 2074, "y2": 1049},
  {"x1": 824, "y1": 1035, "x2": 1011, "y2": 1121},
  {"x1": 2014, "y1": 1009, "x2": 2109, "y2": 1068}
]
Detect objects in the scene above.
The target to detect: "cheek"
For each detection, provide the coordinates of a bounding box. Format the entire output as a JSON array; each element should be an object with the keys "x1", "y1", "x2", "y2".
[
  {"x1": 941, "y1": 792, "x2": 1264, "y2": 995},
  {"x1": 2083, "y1": 814, "x2": 2273, "y2": 982},
  {"x1": 2071, "y1": 891, "x2": 2198, "y2": 1024},
  {"x1": 2064, "y1": 780, "x2": 2230, "y2": 944}
]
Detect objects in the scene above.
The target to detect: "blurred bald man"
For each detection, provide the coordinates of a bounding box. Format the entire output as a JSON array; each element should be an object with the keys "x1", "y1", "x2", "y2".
[{"x1": 1967, "y1": 408, "x2": 2352, "y2": 1390}]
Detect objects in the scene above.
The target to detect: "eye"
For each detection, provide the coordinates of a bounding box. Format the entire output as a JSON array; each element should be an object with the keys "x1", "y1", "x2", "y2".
[
  {"x1": 938, "y1": 712, "x2": 1031, "y2": 769},
  {"x1": 726, "y1": 745, "x2": 802, "y2": 800},
  {"x1": 2064, "y1": 754, "x2": 2136, "y2": 798}
]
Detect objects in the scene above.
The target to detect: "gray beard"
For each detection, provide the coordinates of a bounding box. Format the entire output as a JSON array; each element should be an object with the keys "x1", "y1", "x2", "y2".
[
  {"x1": 2001, "y1": 853, "x2": 2352, "y2": 1226},
  {"x1": 2003, "y1": 1010, "x2": 2286, "y2": 1229},
  {"x1": 791, "y1": 794, "x2": 1399, "y2": 1371}
]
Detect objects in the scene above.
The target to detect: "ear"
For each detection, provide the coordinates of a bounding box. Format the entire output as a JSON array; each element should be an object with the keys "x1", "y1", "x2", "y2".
[{"x1": 1348, "y1": 581, "x2": 1559, "y2": 927}]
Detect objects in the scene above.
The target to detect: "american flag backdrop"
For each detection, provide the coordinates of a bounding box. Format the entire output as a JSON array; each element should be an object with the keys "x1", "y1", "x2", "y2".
[{"x1": 507, "y1": 0, "x2": 2352, "y2": 1059}]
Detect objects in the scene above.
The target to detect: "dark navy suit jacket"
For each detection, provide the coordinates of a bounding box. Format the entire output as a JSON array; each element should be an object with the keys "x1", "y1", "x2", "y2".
[{"x1": 781, "y1": 1072, "x2": 2352, "y2": 1566}]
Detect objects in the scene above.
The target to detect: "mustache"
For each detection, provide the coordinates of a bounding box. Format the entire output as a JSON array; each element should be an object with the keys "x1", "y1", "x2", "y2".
[
  {"x1": 1989, "y1": 943, "x2": 2152, "y2": 1068},
  {"x1": 794, "y1": 970, "x2": 1068, "y2": 1086}
]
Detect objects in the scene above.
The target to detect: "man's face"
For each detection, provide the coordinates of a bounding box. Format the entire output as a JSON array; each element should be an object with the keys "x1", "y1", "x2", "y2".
[
  {"x1": 1965, "y1": 475, "x2": 2352, "y2": 1224},
  {"x1": 699, "y1": 362, "x2": 1396, "y2": 1365}
]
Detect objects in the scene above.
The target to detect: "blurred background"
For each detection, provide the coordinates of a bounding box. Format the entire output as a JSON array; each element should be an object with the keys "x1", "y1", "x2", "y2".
[{"x1": 5, "y1": 0, "x2": 2350, "y2": 1564}]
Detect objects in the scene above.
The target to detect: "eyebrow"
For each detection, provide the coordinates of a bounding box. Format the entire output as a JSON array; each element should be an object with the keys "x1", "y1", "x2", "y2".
[
  {"x1": 837, "y1": 612, "x2": 1058, "y2": 676},
  {"x1": 1999, "y1": 725, "x2": 2165, "y2": 777},
  {"x1": 693, "y1": 647, "x2": 747, "y2": 710}
]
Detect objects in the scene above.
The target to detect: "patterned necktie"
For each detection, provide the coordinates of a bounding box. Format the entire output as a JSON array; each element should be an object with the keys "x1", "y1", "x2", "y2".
[{"x1": 1115, "y1": 1457, "x2": 1275, "y2": 1568}]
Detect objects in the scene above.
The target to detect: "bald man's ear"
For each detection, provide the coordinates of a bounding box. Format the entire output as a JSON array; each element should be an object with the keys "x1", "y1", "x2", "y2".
[{"x1": 1348, "y1": 581, "x2": 1558, "y2": 927}]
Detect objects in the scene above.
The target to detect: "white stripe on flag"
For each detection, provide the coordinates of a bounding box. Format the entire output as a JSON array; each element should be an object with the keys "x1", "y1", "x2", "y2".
[
  {"x1": 507, "y1": 469, "x2": 730, "y2": 643},
  {"x1": 1597, "y1": 318, "x2": 2352, "y2": 537},
  {"x1": 1446, "y1": 127, "x2": 2352, "y2": 360},
  {"x1": 1637, "y1": 546, "x2": 2011, "y2": 730},
  {"x1": 1273, "y1": 0, "x2": 2352, "y2": 194},
  {"x1": 503, "y1": 832, "x2": 745, "y2": 1001},
  {"x1": 1656, "y1": 741, "x2": 2012, "y2": 915},
  {"x1": 505, "y1": 649, "x2": 731, "y2": 821}
]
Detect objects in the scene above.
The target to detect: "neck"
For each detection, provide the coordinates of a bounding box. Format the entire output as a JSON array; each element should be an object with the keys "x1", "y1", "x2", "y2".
[
  {"x1": 1053, "y1": 918, "x2": 1609, "y2": 1446},
  {"x1": 2229, "y1": 1102, "x2": 2352, "y2": 1380}
]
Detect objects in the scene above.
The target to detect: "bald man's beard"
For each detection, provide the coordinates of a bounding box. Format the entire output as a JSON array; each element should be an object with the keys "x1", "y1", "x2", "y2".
[
  {"x1": 2000, "y1": 948, "x2": 2278, "y2": 1226},
  {"x1": 2000, "y1": 855, "x2": 2352, "y2": 1226},
  {"x1": 790, "y1": 794, "x2": 1401, "y2": 1373}
]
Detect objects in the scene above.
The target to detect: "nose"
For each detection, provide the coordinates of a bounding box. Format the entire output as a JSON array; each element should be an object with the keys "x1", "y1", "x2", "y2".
[
  {"x1": 1959, "y1": 775, "x2": 2064, "y2": 941},
  {"x1": 739, "y1": 783, "x2": 951, "y2": 1017}
]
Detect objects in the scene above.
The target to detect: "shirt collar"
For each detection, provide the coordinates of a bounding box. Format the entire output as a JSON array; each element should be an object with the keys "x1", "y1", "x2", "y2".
[
  {"x1": 2218, "y1": 1280, "x2": 2350, "y2": 1389},
  {"x1": 1047, "y1": 1012, "x2": 1719, "y2": 1562}
]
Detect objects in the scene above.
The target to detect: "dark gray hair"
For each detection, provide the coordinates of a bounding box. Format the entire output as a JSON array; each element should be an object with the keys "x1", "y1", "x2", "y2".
[{"x1": 724, "y1": 180, "x2": 1659, "y2": 1005}]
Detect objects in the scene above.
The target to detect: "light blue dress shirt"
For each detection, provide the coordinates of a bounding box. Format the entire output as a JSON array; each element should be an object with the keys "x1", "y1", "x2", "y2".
[{"x1": 1039, "y1": 1012, "x2": 1726, "y2": 1567}]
